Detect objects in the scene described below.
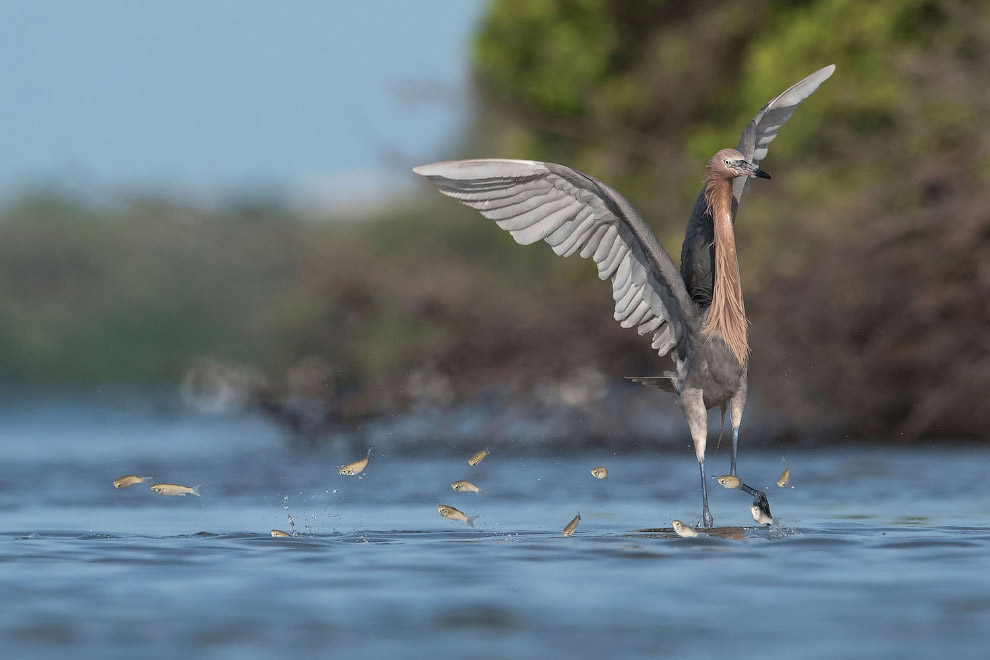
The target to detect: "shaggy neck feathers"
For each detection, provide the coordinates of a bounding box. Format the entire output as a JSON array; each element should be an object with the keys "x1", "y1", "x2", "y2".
[{"x1": 702, "y1": 166, "x2": 749, "y2": 366}]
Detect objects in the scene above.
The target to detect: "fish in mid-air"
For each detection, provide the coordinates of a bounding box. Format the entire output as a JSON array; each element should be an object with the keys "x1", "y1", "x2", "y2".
[
  {"x1": 671, "y1": 520, "x2": 699, "y2": 538},
  {"x1": 113, "y1": 475, "x2": 153, "y2": 489},
  {"x1": 777, "y1": 458, "x2": 790, "y2": 487},
  {"x1": 437, "y1": 504, "x2": 477, "y2": 527},
  {"x1": 750, "y1": 504, "x2": 773, "y2": 526},
  {"x1": 562, "y1": 513, "x2": 581, "y2": 537},
  {"x1": 590, "y1": 467, "x2": 608, "y2": 480},
  {"x1": 270, "y1": 529, "x2": 292, "y2": 538},
  {"x1": 468, "y1": 448, "x2": 489, "y2": 466},
  {"x1": 715, "y1": 475, "x2": 741, "y2": 489},
  {"x1": 149, "y1": 483, "x2": 201, "y2": 497},
  {"x1": 339, "y1": 448, "x2": 373, "y2": 476},
  {"x1": 451, "y1": 480, "x2": 483, "y2": 496}
]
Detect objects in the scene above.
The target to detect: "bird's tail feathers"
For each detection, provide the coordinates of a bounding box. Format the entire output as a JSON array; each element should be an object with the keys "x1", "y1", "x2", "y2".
[{"x1": 625, "y1": 374, "x2": 677, "y2": 393}]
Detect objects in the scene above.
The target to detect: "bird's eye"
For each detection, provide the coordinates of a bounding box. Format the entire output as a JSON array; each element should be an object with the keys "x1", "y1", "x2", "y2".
[{"x1": 724, "y1": 159, "x2": 731, "y2": 166}]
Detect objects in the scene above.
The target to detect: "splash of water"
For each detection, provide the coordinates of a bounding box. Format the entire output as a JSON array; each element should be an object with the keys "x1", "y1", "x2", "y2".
[{"x1": 282, "y1": 495, "x2": 297, "y2": 536}]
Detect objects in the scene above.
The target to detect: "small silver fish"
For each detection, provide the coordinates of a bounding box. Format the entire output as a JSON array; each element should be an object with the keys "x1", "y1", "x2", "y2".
[
  {"x1": 113, "y1": 475, "x2": 153, "y2": 489},
  {"x1": 468, "y1": 448, "x2": 489, "y2": 467},
  {"x1": 437, "y1": 504, "x2": 477, "y2": 527},
  {"x1": 671, "y1": 520, "x2": 699, "y2": 538},
  {"x1": 339, "y1": 447, "x2": 373, "y2": 476},
  {"x1": 149, "y1": 483, "x2": 201, "y2": 497},
  {"x1": 750, "y1": 504, "x2": 773, "y2": 526},
  {"x1": 562, "y1": 512, "x2": 581, "y2": 537},
  {"x1": 716, "y1": 475, "x2": 741, "y2": 489},
  {"x1": 270, "y1": 529, "x2": 292, "y2": 538},
  {"x1": 451, "y1": 480, "x2": 483, "y2": 496},
  {"x1": 590, "y1": 467, "x2": 608, "y2": 480},
  {"x1": 777, "y1": 458, "x2": 790, "y2": 487}
]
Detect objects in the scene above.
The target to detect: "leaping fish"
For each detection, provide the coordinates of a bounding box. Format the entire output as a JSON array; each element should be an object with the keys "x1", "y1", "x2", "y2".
[
  {"x1": 339, "y1": 448, "x2": 373, "y2": 476},
  {"x1": 451, "y1": 480, "x2": 483, "y2": 496},
  {"x1": 671, "y1": 520, "x2": 699, "y2": 538},
  {"x1": 750, "y1": 504, "x2": 773, "y2": 526},
  {"x1": 149, "y1": 483, "x2": 201, "y2": 497},
  {"x1": 468, "y1": 448, "x2": 489, "y2": 466},
  {"x1": 777, "y1": 458, "x2": 790, "y2": 487},
  {"x1": 438, "y1": 504, "x2": 477, "y2": 527},
  {"x1": 715, "y1": 475, "x2": 741, "y2": 489},
  {"x1": 562, "y1": 513, "x2": 581, "y2": 537},
  {"x1": 113, "y1": 475, "x2": 153, "y2": 489}
]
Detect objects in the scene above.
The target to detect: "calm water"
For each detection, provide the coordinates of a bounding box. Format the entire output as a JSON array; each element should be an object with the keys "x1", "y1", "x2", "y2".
[{"x1": 1, "y1": 396, "x2": 989, "y2": 660}]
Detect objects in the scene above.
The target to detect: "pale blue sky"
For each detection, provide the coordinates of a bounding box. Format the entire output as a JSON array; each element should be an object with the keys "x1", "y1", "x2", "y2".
[{"x1": 0, "y1": 1, "x2": 487, "y2": 208}]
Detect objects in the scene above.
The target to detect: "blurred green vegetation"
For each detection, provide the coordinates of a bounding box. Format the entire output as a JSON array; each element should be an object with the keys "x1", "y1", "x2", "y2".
[
  {"x1": 1, "y1": 0, "x2": 988, "y2": 439},
  {"x1": 0, "y1": 195, "x2": 302, "y2": 382}
]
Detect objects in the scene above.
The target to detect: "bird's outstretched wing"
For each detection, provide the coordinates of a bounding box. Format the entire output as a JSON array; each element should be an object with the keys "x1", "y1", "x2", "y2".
[
  {"x1": 413, "y1": 159, "x2": 697, "y2": 359},
  {"x1": 733, "y1": 64, "x2": 836, "y2": 203}
]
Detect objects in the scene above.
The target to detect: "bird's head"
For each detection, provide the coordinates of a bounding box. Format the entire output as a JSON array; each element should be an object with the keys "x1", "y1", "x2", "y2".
[{"x1": 708, "y1": 148, "x2": 771, "y2": 180}]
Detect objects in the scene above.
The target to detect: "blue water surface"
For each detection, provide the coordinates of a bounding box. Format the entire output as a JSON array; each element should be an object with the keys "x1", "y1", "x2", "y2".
[{"x1": 1, "y1": 395, "x2": 988, "y2": 660}]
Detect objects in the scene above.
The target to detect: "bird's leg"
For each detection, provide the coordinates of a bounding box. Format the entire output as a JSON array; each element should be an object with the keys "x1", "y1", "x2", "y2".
[
  {"x1": 682, "y1": 389, "x2": 713, "y2": 528},
  {"x1": 730, "y1": 427, "x2": 739, "y2": 477},
  {"x1": 698, "y1": 460, "x2": 713, "y2": 529},
  {"x1": 728, "y1": 383, "x2": 747, "y2": 477},
  {"x1": 715, "y1": 406, "x2": 726, "y2": 453},
  {"x1": 723, "y1": 382, "x2": 770, "y2": 520}
]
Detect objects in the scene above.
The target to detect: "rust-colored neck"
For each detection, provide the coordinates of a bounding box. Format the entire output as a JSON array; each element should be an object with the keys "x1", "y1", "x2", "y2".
[{"x1": 702, "y1": 168, "x2": 749, "y2": 366}]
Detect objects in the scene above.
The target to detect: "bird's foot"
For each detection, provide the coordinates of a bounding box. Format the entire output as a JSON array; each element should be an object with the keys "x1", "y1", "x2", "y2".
[
  {"x1": 737, "y1": 481, "x2": 773, "y2": 521},
  {"x1": 702, "y1": 509, "x2": 714, "y2": 529},
  {"x1": 751, "y1": 490, "x2": 772, "y2": 521}
]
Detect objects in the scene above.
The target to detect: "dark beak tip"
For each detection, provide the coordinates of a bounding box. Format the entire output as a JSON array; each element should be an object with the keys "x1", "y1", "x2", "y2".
[{"x1": 756, "y1": 169, "x2": 771, "y2": 180}]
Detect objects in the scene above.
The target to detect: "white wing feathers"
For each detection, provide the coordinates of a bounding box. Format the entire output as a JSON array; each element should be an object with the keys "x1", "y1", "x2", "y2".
[
  {"x1": 412, "y1": 159, "x2": 692, "y2": 358},
  {"x1": 412, "y1": 68, "x2": 835, "y2": 362},
  {"x1": 734, "y1": 64, "x2": 835, "y2": 202}
]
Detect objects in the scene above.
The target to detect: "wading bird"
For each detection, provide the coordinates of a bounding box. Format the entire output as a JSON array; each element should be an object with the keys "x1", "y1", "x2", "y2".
[{"x1": 414, "y1": 65, "x2": 834, "y2": 527}]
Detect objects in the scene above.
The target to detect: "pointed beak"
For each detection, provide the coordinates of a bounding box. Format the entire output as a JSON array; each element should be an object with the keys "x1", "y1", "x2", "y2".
[{"x1": 739, "y1": 160, "x2": 771, "y2": 180}]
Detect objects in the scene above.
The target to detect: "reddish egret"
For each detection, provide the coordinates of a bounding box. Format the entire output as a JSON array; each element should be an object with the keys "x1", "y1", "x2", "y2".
[{"x1": 414, "y1": 65, "x2": 835, "y2": 527}]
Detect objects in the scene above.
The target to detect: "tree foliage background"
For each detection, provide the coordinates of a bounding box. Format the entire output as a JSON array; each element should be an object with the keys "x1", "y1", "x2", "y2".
[
  {"x1": 468, "y1": 0, "x2": 990, "y2": 440},
  {"x1": 0, "y1": 0, "x2": 987, "y2": 441}
]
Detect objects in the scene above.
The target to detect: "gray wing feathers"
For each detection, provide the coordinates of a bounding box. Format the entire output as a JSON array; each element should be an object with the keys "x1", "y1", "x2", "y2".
[
  {"x1": 413, "y1": 159, "x2": 695, "y2": 358},
  {"x1": 734, "y1": 64, "x2": 835, "y2": 202}
]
